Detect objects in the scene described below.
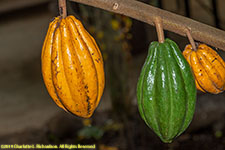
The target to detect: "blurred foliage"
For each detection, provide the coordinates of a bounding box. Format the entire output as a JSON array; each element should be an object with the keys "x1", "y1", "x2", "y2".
[
  {"x1": 99, "y1": 144, "x2": 119, "y2": 150},
  {"x1": 149, "y1": 0, "x2": 160, "y2": 7},
  {"x1": 77, "y1": 118, "x2": 123, "y2": 141},
  {"x1": 78, "y1": 118, "x2": 103, "y2": 140},
  {"x1": 214, "y1": 130, "x2": 223, "y2": 138},
  {"x1": 47, "y1": 133, "x2": 60, "y2": 143},
  {"x1": 103, "y1": 119, "x2": 123, "y2": 132},
  {"x1": 68, "y1": 4, "x2": 140, "y2": 149},
  {"x1": 69, "y1": 3, "x2": 133, "y2": 116},
  {"x1": 78, "y1": 126, "x2": 104, "y2": 140},
  {"x1": 82, "y1": 118, "x2": 92, "y2": 126}
]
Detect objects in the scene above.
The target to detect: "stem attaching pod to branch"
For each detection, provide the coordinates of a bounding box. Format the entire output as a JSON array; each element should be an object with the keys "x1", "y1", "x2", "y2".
[
  {"x1": 155, "y1": 17, "x2": 164, "y2": 43},
  {"x1": 69, "y1": 0, "x2": 225, "y2": 51},
  {"x1": 186, "y1": 28, "x2": 197, "y2": 51},
  {"x1": 58, "y1": 0, "x2": 67, "y2": 18}
]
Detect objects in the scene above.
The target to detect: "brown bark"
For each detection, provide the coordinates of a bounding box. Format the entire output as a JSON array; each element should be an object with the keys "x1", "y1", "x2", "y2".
[{"x1": 70, "y1": 0, "x2": 225, "y2": 51}]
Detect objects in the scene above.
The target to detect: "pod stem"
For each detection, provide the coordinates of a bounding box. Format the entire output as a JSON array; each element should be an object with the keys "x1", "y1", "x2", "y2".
[
  {"x1": 58, "y1": 0, "x2": 67, "y2": 18},
  {"x1": 186, "y1": 28, "x2": 197, "y2": 51},
  {"x1": 155, "y1": 17, "x2": 164, "y2": 43}
]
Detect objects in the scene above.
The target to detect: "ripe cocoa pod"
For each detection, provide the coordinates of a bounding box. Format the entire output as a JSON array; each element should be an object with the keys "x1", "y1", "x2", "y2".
[
  {"x1": 183, "y1": 44, "x2": 225, "y2": 94},
  {"x1": 41, "y1": 16, "x2": 105, "y2": 118}
]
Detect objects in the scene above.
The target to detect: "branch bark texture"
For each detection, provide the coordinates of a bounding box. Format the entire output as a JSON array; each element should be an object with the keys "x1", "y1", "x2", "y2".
[{"x1": 70, "y1": 0, "x2": 225, "y2": 51}]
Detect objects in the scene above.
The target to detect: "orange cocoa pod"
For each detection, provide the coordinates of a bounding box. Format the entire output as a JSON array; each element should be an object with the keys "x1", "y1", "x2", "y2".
[
  {"x1": 41, "y1": 16, "x2": 105, "y2": 118},
  {"x1": 183, "y1": 44, "x2": 225, "y2": 94}
]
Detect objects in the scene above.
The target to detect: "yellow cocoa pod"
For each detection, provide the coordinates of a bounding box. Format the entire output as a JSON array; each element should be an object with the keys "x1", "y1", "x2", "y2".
[
  {"x1": 183, "y1": 44, "x2": 225, "y2": 94},
  {"x1": 41, "y1": 16, "x2": 105, "y2": 118}
]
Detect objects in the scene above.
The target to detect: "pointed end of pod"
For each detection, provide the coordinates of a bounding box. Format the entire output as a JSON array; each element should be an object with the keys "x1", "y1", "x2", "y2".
[
  {"x1": 68, "y1": 109, "x2": 95, "y2": 119},
  {"x1": 160, "y1": 138, "x2": 173, "y2": 144},
  {"x1": 157, "y1": 132, "x2": 174, "y2": 143},
  {"x1": 78, "y1": 114, "x2": 93, "y2": 119},
  {"x1": 67, "y1": 111, "x2": 93, "y2": 119}
]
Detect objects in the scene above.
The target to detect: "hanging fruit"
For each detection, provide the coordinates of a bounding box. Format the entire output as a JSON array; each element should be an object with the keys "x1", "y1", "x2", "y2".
[
  {"x1": 137, "y1": 39, "x2": 196, "y2": 143},
  {"x1": 137, "y1": 18, "x2": 196, "y2": 143},
  {"x1": 183, "y1": 44, "x2": 225, "y2": 94},
  {"x1": 41, "y1": 1, "x2": 105, "y2": 118}
]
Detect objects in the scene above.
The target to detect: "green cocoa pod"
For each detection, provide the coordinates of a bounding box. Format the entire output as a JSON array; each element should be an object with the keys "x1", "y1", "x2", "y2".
[{"x1": 137, "y1": 38, "x2": 196, "y2": 143}]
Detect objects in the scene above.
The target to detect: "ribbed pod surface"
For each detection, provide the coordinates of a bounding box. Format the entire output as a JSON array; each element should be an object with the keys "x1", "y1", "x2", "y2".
[
  {"x1": 183, "y1": 44, "x2": 225, "y2": 94},
  {"x1": 41, "y1": 16, "x2": 105, "y2": 118},
  {"x1": 137, "y1": 39, "x2": 196, "y2": 143}
]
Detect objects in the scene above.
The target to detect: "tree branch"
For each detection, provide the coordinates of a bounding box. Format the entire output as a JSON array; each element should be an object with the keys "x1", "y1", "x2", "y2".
[{"x1": 70, "y1": 0, "x2": 225, "y2": 51}]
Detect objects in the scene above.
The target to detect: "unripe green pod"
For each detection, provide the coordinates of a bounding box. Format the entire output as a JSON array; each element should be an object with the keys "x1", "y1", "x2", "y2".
[{"x1": 137, "y1": 38, "x2": 196, "y2": 143}]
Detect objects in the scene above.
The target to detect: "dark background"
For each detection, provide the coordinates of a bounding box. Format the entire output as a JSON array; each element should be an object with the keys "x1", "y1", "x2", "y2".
[{"x1": 0, "y1": 0, "x2": 225, "y2": 149}]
